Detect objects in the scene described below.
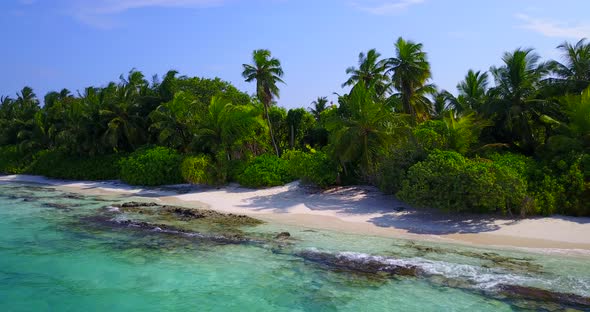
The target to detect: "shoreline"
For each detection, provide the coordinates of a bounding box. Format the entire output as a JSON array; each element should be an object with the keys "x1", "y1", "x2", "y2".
[{"x1": 2, "y1": 174, "x2": 590, "y2": 255}]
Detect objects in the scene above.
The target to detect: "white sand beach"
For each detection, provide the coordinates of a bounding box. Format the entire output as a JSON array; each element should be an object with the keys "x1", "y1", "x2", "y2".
[{"x1": 2, "y1": 174, "x2": 590, "y2": 253}]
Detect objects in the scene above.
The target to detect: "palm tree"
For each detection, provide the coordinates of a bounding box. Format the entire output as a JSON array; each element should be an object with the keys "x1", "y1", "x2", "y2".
[
  {"x1": 387, "y1": 37, "x2": 435, "y2": 122},
  {"x1": 486, "y1": 48, "x2": 551, "y2": 153},
  {"x1": 455, "y1": 70, "x2": 489, "y2": 114},
  {"x1": 547, "y1": 38, "x2": 590, "y2": 94},
  {"x1": 149, "y1": 91, "x2": 198, "y2": 152},
  {"x1": 326, "y1": 83, "x2": 403, "y2": 179},
  {"x1": 242, "y1": 49, "x2": 284, "y2": 156},
  {"x1": 342, "y1": 49, "x2": 389, "y2": 96},
  {"x1": 431, "y1": 90, "x2": 454, "y2": 119},
  {"x1": 195, "y1": 96, "x2": 266, "y2": 158},
  {"x1": 309, "y1": 96, "x2": 329, "y2": 121}
]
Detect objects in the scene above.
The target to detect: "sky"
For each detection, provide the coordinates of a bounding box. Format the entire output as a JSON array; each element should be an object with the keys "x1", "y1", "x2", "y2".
[{"x1": 1, "y1": 0, "x2": 590, "y2": 108}]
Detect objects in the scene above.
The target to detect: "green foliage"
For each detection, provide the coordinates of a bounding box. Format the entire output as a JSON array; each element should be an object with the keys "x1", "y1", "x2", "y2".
[
  {"x1": 180, "y1": 155, "x2": 215, "y2": 185},
  {"x1": 528, "y1": 157, "x2": 588, "y2": 216},
  {"x1": 0, "y1": 145, "x2": 29, "y2": 174},
  {"x1": 398, "y1": 150, "x2": 527, "y2": 214},
  {"x1": 237, "y1": 155, "x2": 294, "y2": 188},
  {"x1": 120, "y1": 146, "x2": 183, "y2": 186},
  {"x1": 25, "y1": 150, "x2": 123, "y2": 180},
  {"x1": 283, "y1": 149, "x2": 337, "y2": 188},
  {"x1": 376, "y1": 146, "x2": 426, "y2": 194}
]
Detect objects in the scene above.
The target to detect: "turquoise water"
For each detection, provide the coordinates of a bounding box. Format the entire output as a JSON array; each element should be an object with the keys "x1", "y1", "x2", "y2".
[{"x1": 0, "y1": 182, "x2": 589, "y2": 311}]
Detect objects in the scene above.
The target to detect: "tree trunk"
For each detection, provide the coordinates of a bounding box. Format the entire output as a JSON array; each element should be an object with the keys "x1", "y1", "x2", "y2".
[{"x1": 263, "y1": 103, "x2": 280, "y2": 157}]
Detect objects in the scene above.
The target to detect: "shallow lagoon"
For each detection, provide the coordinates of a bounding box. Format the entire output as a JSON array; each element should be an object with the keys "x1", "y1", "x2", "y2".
[{"x1": 0, "y1": 182, "x2": 588, "y2": 311}]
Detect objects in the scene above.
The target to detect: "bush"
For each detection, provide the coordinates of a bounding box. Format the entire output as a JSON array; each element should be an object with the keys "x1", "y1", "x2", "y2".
[
  {"x1": 398, "y1": 150, "x2": 527, "y2": 214},
  {"x1": 181, "y1": 155, "x2": 216, "y2": 185},
  {"x1": 376, "y1": 147, "x2": 426, "y2": 194},
  {"x1": 26, "y1": 150, "x2": 123, "y2": 180},
  {"x1": 120, "y1": 147, "x2": 183, "y2": 186},
  {"x1": 283, "y1": 150, "x2": 337, "y2": 188},
  {"x1": 237, "y1": 154, "x2": 294, "y2": 188},
  {"x1": 0, "y1": 145, "x2": 28, "y2": 174}
]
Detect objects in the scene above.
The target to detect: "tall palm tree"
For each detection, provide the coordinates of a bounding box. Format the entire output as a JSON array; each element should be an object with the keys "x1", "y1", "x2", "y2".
[
  {"x1": 387, "y1": 37, "x2": 434, "y2": 122},
  {"x1": 455, "y1": 70, "x2": 489, "y2": 114},
  {"x1": 547, "y1": 38, "x2": 590, "y2": 93},
  {"x1": 342, "y1": 49, "x2": 389, "y2": 96},
  {"x1": 309, "y1": 96, "x2": 329, "y2": 121},
  {"x1": 486, "y1": 48, "x2": 551, "y2": 153},
  {"x1": 242, "y1": 49, "x2": 284, "y2": 156}
]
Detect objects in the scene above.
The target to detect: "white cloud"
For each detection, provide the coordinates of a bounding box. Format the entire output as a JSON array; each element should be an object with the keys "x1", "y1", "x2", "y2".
[
  {"x1": 516, "y1": 14, "x2": 590, "y2": 39},
  {"x1": 351, "y1": 0, "x2": 424, "y2": 15},
  {"x1": 65, "y1": 0, "x2": 226, "y2": 29}
]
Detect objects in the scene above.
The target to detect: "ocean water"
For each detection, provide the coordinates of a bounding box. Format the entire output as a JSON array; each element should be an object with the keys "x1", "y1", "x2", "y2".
[{"x1": 0, "y1": 182, "x2": 589, "y2": 311}]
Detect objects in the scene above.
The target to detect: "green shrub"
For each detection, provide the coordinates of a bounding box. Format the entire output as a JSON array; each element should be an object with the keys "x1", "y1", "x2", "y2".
[
  {"x1": 0, "y1": 145, "x2": 28, "y2": 174},
  {"x1": 237, "y1": 154, "x2": 294, "y2": 188},
  {"x1": 181, "y1": 155, "x2": 216, "y2": 185},
  {"x1": 25, "y1": 150, "x2": 123, "y2": 180},
  {"x1": 120, "y1": 146, "x2": 183, "y2": 186},
  {"x1": 398, "y1": 150, "x2": 527, "y2": 214},
  {"x1": 283, "y1": 149, "x2": 337, "y2": 188},
  {"x1": 376, "y1": 147, "x2": 426, "y2": 194},
  {"x1": 413, "y1": 120, "x2": 448, "y2": 151}
]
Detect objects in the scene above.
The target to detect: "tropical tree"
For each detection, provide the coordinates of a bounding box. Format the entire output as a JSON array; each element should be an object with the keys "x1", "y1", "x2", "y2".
[
  {"x1": 326, "y1": 83, "x2": 404, "y2": 179},
  {"x1": 342, "y1": 49, "x2": 389, "y2": 96},
  {"x1": 485, "y1": 48, "x2": 551, "y2": 153},
  {"x1": 309, "y1": 96, "x2": 329, "y2": 121},
  {"x1": 431, "y1": 90, "x2": 454, "y2": 119},
  {"x1": 547, "y1": 38, "x2": 590, "y2": 94},
  {"x1": 387, "y1": 37, "x2": 435, "y2": 122},
  {"x1": 454, "y1": 70, "x2": 489, "y2": 114},
  {"x1": 242, "y1": 49, "x2": 285, "y2": 156},
  {"x1": 195, "y1": 96, "x2": 266, "y2": 159},
  {"x1": 149, "y1": 91, "x2": 198, "y2": 152}
]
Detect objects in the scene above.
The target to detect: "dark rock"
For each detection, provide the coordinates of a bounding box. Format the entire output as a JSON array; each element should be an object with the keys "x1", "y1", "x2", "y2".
[
  {"x1": 119, "y1": 202, "x2": 160, "y2": 208},
  {"x1": 42, "y1": 202, "x2": 72, "y2": 211},
  {"x1": 79, "y1": 215, "x2": 253, "y2": 245},
  {"x1": 496, "y1": 284, "x2": 590, "y2": 309},
  {"x1": 275, "y1": 232, "x2": 291, "y2": 240},
  {"x1": 64, "y1": 194, "x2": 85, "y2": 200},
  {"x1": 296, "y1": 250, "x2": 419, "y2": 277},
  {"x1": 112, "y1": 202, "x2": 263, "y2": 226}
]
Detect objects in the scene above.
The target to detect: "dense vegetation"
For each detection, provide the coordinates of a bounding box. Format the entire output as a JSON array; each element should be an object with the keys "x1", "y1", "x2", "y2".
[{"x1": 2, "y1": 38, "x2": 590, "y2": 216}]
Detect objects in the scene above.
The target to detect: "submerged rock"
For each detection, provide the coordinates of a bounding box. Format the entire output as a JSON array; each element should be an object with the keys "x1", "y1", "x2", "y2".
[
  {"x1": 112, "y1": 202, "x2": 264, "y2": 227},
  {"x1": 496, "y1": 284, "x2": 590, "y2": 310},
  {"x1": 275, "y1": 232, "x2": 291, "y2": 240},
  {"x1": 42, "y1": 202, "x2": 73, "y2": 211},
  {"x1": 80, "y1": 215, "x2": 254, "y2": 245},
  {"x1": 296, "y1": 249, "x2": 420, "y2": 277}
]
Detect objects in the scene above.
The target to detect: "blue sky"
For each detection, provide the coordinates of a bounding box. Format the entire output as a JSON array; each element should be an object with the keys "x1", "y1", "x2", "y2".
[{"x1": 1, "y1": 0, "x2": 590, "y2": 108}]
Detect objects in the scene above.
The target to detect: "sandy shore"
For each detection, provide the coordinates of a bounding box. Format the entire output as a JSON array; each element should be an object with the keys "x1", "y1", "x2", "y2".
[{"x1": 2, "y1": 174, "x2": 590, "y2": 254}]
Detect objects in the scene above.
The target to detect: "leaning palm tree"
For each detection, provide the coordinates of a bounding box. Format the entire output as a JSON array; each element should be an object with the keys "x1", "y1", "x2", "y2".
[
  {"x1": 242, "y1": 49, "x2": 284, "y2": 156},
  {"x1": 342, "y1": 49, "x2": 389, "y2": 96},
  {"x1": 547, "y1": 38, "x2": 590, "y2": 94},
  {"x1": 386, "y1": 37, "x2": 434, "y2": 123},
  {"x1": 309, "y1": 96, "x2": 329, "y2": 121}
]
